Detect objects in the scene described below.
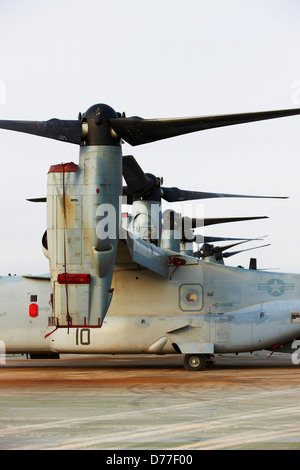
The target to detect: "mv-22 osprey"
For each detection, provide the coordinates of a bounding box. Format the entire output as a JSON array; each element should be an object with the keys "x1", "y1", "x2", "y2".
[{"x1": 0, "y1": 103, "x2": 300, "y2": 371}]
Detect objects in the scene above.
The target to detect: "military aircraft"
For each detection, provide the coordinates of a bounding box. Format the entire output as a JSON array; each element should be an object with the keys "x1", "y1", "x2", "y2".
[{"x1": 0, "y1": 103, "x2": 300, "y2": 371}]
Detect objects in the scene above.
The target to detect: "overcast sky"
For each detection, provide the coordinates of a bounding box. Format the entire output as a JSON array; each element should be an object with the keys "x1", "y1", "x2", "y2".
[{"x1": 0, "y1": 0, "x2": 300, "y2": 274}]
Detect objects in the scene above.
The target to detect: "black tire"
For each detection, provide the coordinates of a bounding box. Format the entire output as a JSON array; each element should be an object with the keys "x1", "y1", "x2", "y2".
[{"x1": 183, "y1": 354, "x2": 206, "y2": 371}]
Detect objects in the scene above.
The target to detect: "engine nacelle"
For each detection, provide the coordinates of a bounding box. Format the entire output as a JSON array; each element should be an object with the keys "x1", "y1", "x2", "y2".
[{"x1": 46, "y1": 145, "x2": 122, "y2": 328}]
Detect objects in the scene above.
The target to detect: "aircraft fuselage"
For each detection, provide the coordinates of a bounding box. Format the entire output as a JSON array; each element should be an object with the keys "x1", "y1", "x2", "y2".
[{"x1": 1, "y1": 259, "x2": 300, "y2": 360}]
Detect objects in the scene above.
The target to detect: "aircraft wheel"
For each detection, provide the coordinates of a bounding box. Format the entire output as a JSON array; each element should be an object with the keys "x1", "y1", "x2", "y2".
[{"x1": 183, "y1": 354, "x2": 206, "y2": 371}]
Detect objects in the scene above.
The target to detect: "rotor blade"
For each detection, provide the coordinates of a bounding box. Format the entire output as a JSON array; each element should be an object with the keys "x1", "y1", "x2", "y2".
[
  {"x1": 122, "y1": 155, "x2": 153, "y2": 196},
  {"x1": 194, "y1": 234, "x2": 265, "y2": 243},
  {"x1": 26, "y1": 197, "x2": 47, "y2": 203},
  {"x1": 110, "y1": 108, "x2": 300, "y2": 146},
  {"x1": 223, "y1": 243, "x2": 271, "y2": 258},
  {"x1": 161, "y1": 187, "x2": 287, "y2": 202},
  {"x1": 212, "y1": 240, "x2": 252, "y2": 254},
  {"x1": 183, "y1": 215, "x2": 268, "y2": 229},
  {"x1": 0, "y1": 119, "x2": 82, "y2": 144},
  {"x1": 122, "y1": 187, "x2": 134, "y2": 204},
  {"x1": 196, "y1": 240, "x2": 251, "y2": 259}
]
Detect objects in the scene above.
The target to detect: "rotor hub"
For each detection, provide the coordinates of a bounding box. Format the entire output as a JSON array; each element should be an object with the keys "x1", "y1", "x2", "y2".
[{"x1": 80, "y1": 103, "x2": 121, "y2": 146}]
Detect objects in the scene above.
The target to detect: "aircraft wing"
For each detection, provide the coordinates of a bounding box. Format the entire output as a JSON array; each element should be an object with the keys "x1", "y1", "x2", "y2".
[
  {"x1": 116, "y1": 227, "x2": 198, "y2": 277},
  {"x1": 124, "y1": 230, "x2": 170, "y2": 277}
]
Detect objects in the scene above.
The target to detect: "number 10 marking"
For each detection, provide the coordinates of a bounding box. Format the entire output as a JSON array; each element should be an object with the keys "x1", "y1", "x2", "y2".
[{"x1": 75, "y1": 328, "x2": 91, "y2": 346}]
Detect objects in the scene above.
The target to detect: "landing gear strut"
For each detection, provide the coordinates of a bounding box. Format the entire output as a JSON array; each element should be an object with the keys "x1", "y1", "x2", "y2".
[{"x1": 183, "y1": 354, "x2": 207, "y2": 371}]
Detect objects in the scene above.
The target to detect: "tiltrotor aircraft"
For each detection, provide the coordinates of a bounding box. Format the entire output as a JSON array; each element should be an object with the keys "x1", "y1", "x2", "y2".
[{"x1": 0, "y1": 103, "x2": 300, "y2": 371}]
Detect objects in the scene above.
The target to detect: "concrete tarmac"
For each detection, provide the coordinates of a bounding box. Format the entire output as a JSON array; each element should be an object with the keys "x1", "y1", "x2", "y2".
[{"x1": 0, "y1": 352, "x2": 300, "y2": 450}]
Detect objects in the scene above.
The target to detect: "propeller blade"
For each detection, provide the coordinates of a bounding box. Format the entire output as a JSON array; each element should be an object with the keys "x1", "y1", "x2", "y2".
[
  {"x1": 110, "y1": 108, "x2": 300, "y2": 146},
  {"x1": 162, "y1": 210, "x2": 268, "y2": 240},
  {"x1": 122, "y1": 186, "x2": 134, "y2": 204},
  {"x1": 161, "y1": 187, "x2": 287, "y2": 202},
  {"x1": 195, "y1": 240, "x2": 249, "y2": 258},
  {"x1": 184, "y1": 215, "x2": 268, "y2": 229},
  {"x1": 2, "y1": 105, "x2": 300, "y2": 147},
  {"x1": 194, "y1": 234, "x2": 265, "y2": 243},
  {"x1": 122, "y1": 155, "x2": 153, "y2": 197},
  {"x1": 223, "y1": 243, "x2": 271, "y2": 258},
  {"x1": 122, "y1": 156, "x2": 287, "y2": 203},
  {"x1": 0, "y1": 119, "x2": 83, "y2": 144},
  {"x1": 211, "y1": 240, "x2": 252, "y2": 254},
  {"x1": 197, "y1": 239, "x2": 254, "y2": 258},
  {"x1": 26, "y1": 197, "x2": 47, "y2": 203}
]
